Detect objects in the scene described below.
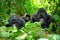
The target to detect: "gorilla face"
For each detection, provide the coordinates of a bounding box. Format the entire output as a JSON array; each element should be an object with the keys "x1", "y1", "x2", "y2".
[{"x1": 39, "y1": 18, "x2": 45, "y2": 24}]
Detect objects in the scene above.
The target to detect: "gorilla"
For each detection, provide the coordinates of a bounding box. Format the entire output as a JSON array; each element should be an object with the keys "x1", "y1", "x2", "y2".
[
  {"x1": 6, "y1": 15, "x2": 25, "y2": 29},
  {"x1": 22, "y1": 14, "x2": 31, "y2": 22},
  {"x1": 31, "y1": 8, "x2": 54, "y2": 28}
]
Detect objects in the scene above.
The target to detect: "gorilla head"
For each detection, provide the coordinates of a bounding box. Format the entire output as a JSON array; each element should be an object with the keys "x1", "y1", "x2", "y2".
[{"x1": 22, "y1": 14, "x2": 31, "y2": 22}]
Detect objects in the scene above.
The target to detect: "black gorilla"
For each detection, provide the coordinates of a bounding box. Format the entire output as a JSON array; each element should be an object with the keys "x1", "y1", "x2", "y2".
[
  {"x1": 6, "y1": 15, "x2": 25, "y2": 29},
  {"x1": 22, "y1": 14, "x2": 31, "y2": 22},
  {"x1": 31, "y1": 8, "x2": 54, "y2": 28}
]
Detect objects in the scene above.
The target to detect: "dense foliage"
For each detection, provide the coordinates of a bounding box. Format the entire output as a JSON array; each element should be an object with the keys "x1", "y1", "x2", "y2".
[
  {"x1": 0, "y1": 0, "x2": 60, "y2": 40},
  {"x1": 0, "y1": 22, "x2": 60, "y2": 40}
]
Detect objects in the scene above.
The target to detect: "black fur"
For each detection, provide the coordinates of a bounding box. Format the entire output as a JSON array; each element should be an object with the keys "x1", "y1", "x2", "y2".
[
  {"x1": 31, "y1": 8, "x2": 54, "y2": 28},
  {"x1": 6, "y1": 15, "x2": 25, "y2": 29},
  {"x1": 22, "y1": 14, "x2": 31, "y2": 22}
]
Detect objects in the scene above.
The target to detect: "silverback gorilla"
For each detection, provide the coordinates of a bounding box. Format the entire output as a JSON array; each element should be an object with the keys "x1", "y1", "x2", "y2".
[
  {"x1": 22, "y1": 14, "x2": 31, "y2": 22},
  {"x1": 6, "y1": 15, "x2": 25, "y2": 29},
  {"x1": 31, "y1": 8, "x2": 54, "y2": 28}
]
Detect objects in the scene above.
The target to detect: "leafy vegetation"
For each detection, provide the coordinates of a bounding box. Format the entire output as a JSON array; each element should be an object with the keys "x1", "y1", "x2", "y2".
[
  {"x1": 0, "y1": 0, "x2": 60, "y2": 40},
  {"x1": 0, "y1": 22, "x2": 60, "y2": 40}
]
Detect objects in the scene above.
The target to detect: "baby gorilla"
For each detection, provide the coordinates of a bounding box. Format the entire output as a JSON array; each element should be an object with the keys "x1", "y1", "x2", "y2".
[
  {"x1": 22, "y1": 14, "x2": 31, "y2": 22},
  {"x1": 6, "y1": 15, "x2": 25, "y2": 29},
  {"x1": 31, "y1": 8, "x2": 54, "y2": 28}
]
